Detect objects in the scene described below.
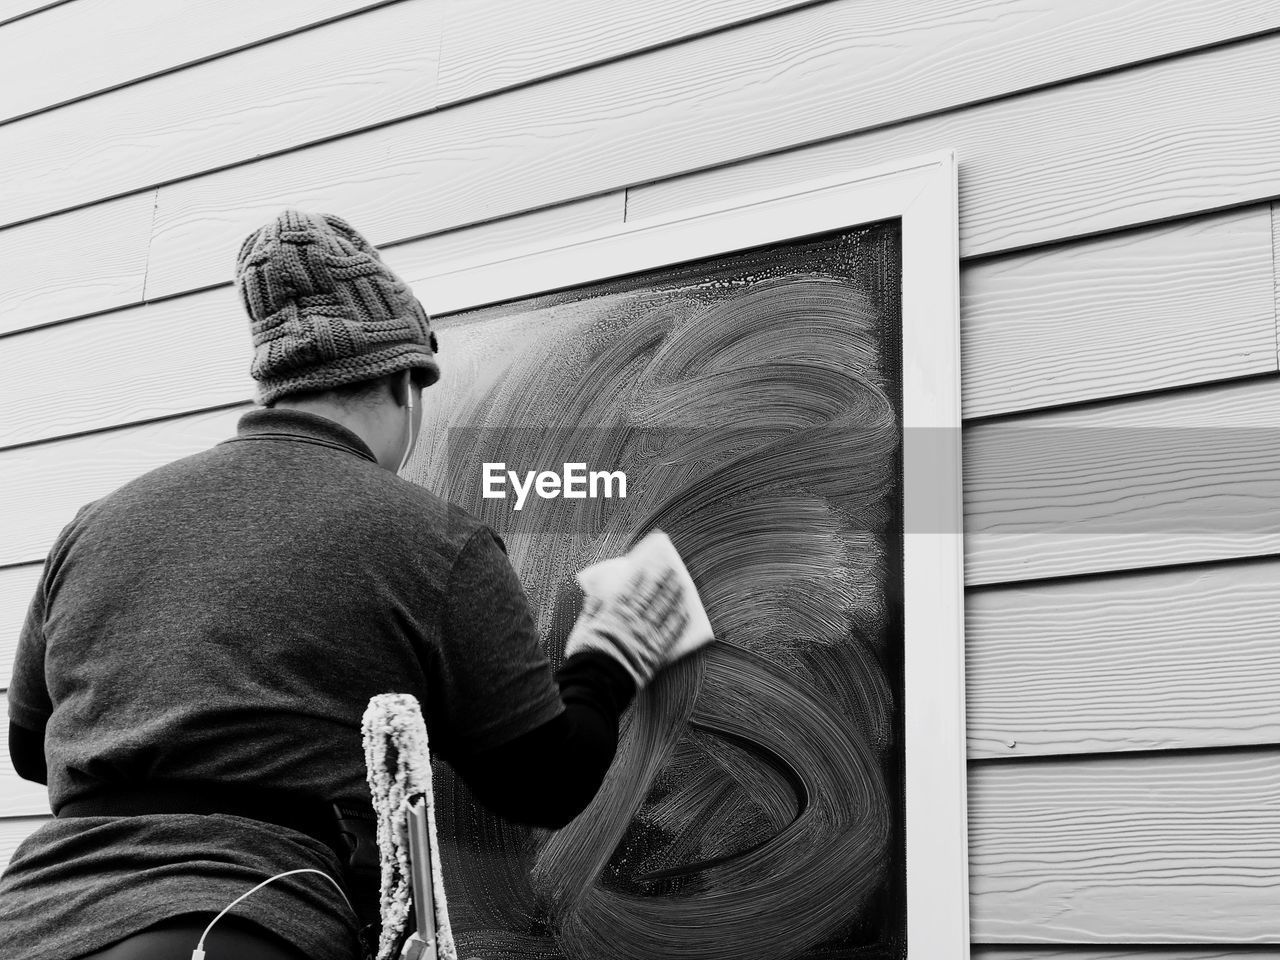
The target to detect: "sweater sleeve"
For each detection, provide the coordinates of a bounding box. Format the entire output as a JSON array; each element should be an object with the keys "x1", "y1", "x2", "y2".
[
  {"x1": 427, "y1": 528, "x2": 566, "y2": 757},
  {"x1": 449, "y1": 650, "x2": 635, "y2": 829},
  {"x1": 428, "y1": 527, "x2": 636, "y2": 827}
]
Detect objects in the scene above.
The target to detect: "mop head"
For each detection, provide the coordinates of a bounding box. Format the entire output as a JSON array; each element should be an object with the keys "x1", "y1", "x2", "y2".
[
  {"x1": 576, "y1": 529, "x2": 715, "y2": 661},
  {"x1": 363, "y1": 693, "x2": 457, "y2": 960}
]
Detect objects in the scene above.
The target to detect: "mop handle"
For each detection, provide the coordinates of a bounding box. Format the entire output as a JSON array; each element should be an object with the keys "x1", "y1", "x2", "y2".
[{"x1": 405, "y1": 797, "x2": 438, "y2": 958}]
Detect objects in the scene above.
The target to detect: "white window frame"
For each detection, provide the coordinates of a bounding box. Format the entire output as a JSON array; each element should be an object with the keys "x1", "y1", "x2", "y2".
[{"x1": 417, "y1": 149, "x2": 968, "y2": 957}]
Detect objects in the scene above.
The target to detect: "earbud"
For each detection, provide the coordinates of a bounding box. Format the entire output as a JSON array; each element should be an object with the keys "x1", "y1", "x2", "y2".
[{"x1": 397, "y1": 369, "x2": 416, "y2": 474}]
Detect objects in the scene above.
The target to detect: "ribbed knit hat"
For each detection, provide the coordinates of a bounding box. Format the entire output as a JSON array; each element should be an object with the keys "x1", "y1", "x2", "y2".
[{"x1": 235, "y1": 210, "x2": 440, "y2": 405}]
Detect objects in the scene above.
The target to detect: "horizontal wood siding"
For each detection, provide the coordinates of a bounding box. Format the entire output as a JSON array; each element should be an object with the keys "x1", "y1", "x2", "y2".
[
  {"x1": 4, "y1": 0, "x2": 1280, "y2": 947},
  {"x1": 0, "y1": 190, "x2": 622, "y2": 341},
  {"x1": 2, "y1": 409, "x2": 248, "y2": 568},
  {"x1": 5, "y1": 199, "x2": 1270, "y2": 452},
  {"x1": 0, "y1": 0, "x2": 389, "y2": 122},
  {"x1": 626, "y1": 34, "x2": 1280, "y2": 259},
  {"x1": 969, "y1": 750, "x2": 1280, "y2": 941},
  {"x1": 0, "y1": 193, "x2": 156, "y2": 337},
  {"x1": 4, "y1": 197, "x2": 1265, "y2": 447},
  {"x1": 0, "y1": 194, "x2": 625, "y2": 448},
  {"x1": 2, "y1": 289, "x2": 251, "y2": 449},
  {"x1": 140, "y1": 1, "x2": 1280, "y2": 300},
  {"x1": 433, "y1": 0, "x2": 820, "y2": 104},
  {"x1": 0, "y1": 1, "x2": 445, "y2": 228},
  {"x1": 965, "y1": 376, "x2": 1280, "y2": 583},
  {"x1": 966, "y1": 559, "x2": 1280, "y2": 758},
  {"x1": 961, "y1": 206, "x2": 1277, "y2": 418}
]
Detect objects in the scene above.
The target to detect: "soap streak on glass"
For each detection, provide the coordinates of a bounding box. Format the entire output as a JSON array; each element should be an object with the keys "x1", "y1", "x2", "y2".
[{"x1": 413, "y1": 223, "x2": 906, "y2": 960}]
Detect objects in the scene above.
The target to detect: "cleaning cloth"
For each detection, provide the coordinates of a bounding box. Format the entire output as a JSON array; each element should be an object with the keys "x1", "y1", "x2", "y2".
[
  {"x1": 363, "y1": 693, "x2": 457, "y2": 960},
  {"x1": 576, "y1": 530, "x2": 715, "y2": 661}
]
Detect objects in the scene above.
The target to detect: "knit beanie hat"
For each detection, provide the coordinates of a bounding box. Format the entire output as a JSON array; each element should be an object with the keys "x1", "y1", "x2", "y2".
[{"x1": 235, "y1": 210, "x2": 440, "y2": 405}]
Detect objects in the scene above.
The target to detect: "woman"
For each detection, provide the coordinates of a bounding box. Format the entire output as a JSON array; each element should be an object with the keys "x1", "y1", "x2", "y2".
[{"x1": 0, "y1": 211, "x2": 691, "y2": 960}]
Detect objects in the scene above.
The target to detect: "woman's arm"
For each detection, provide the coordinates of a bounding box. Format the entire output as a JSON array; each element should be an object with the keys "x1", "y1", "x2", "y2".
[{"x1": 449, "y1": 650, "x2": 634, "y2": 829}]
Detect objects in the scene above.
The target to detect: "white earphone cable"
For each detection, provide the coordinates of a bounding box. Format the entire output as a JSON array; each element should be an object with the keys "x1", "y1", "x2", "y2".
[
  {"x1": 397, "y1": 370, "x2": 416, "y2": 475},
  {"x1": 190, "y1": 868, "x2": 354, "y2": 960}
]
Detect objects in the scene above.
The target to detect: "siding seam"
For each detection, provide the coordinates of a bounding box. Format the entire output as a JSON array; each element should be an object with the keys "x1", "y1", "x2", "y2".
[
  {"x1": 0, "y1": 279, "x2": 228, "y2": 344},
  {"x1": 139, "y1": 188, "x2": 160, "y2": 302},
  {"x1": 0, "y1": 400, "x2": 254, "y2": 459},
  {"x1": 959, "y1": 368, "x2": 1280, "y2": 429},
  {"x1": 0, "y1": 193, "x2": 633, "y2": 341},
  {"x1": 967, "y1": 739, "x2": 1280, "y2": 767},
  {"x1": 963, "y1": 541, "x2": 1280, "y2": 593},
  {"x1": 0, "y1": 560, "x2": 44, "y2": 576},
  {"x1": 431, "y1": 0, "x2": 838, "y2": 113},
  {"x1": 431, "y1": 0, "x2": 449, "y2": 110},
  {"x1": 0, "y1": 0, "x2": 74, "y2": 29}
]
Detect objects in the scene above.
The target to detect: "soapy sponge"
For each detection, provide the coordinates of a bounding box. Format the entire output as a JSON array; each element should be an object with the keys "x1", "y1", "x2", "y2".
[{"x1": 575, "y1": 530, "x2": 715, "y2": 665}]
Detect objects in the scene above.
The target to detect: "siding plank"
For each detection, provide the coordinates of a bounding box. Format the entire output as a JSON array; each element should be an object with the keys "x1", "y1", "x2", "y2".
[
  {"x1": 0, "y1": 408, "x2": 248, "y2": 568},
  {"x1": 0, "y1": 703, "x2": 51, "y2": 817},
  {"x1": 144, "y1": 2, "x2": 1280, "y2": 300},
  {"x1": 0, "y1": 817, "x2": 48, "y2": 871},
  {"x1": 969, "y1": 751, "x2": 1280, "y2": 942},
  {"x1": 0, "y1": 195, "x2": 624, "y2": 445},
  {"x1": 0, "y1": 0, "x2": 386, "y2": 122},
  {"x1": 967, "y1": 559, "x2": 1280, "y2": 759},
  {"x1": 962, "y1": 207, "x2": 1277, "y2": 418},
  {"x1": 0, "y1": 288, "x2": 254, "y2": 450},
  {"x1": 435, "y1": 0, "x2": 817, "y2": 104},
  {"x1": 383, "y1": 192, "x2": 625, "y2": 281},
  {"x1": 625, "y1": 33, "x2": 1280, "y2": 259},
  {"x1": 964, "y1": 376, "x2": 1280, "y2": 584},
  {"x1": 0, "y1": 1, "x2": 444, "y2": 228},
  {"x1": 0, "y1": 193, "x2": 156, "y2": 337},
  {"x1": 0, "y1": 564, "x2": 41, "y2": 689}
]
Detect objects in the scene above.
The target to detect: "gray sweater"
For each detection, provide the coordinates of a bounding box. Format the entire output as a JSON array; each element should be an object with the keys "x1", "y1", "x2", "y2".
[{"x1": 0, "y1": 407, "x2": 564, "y2": 960}]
